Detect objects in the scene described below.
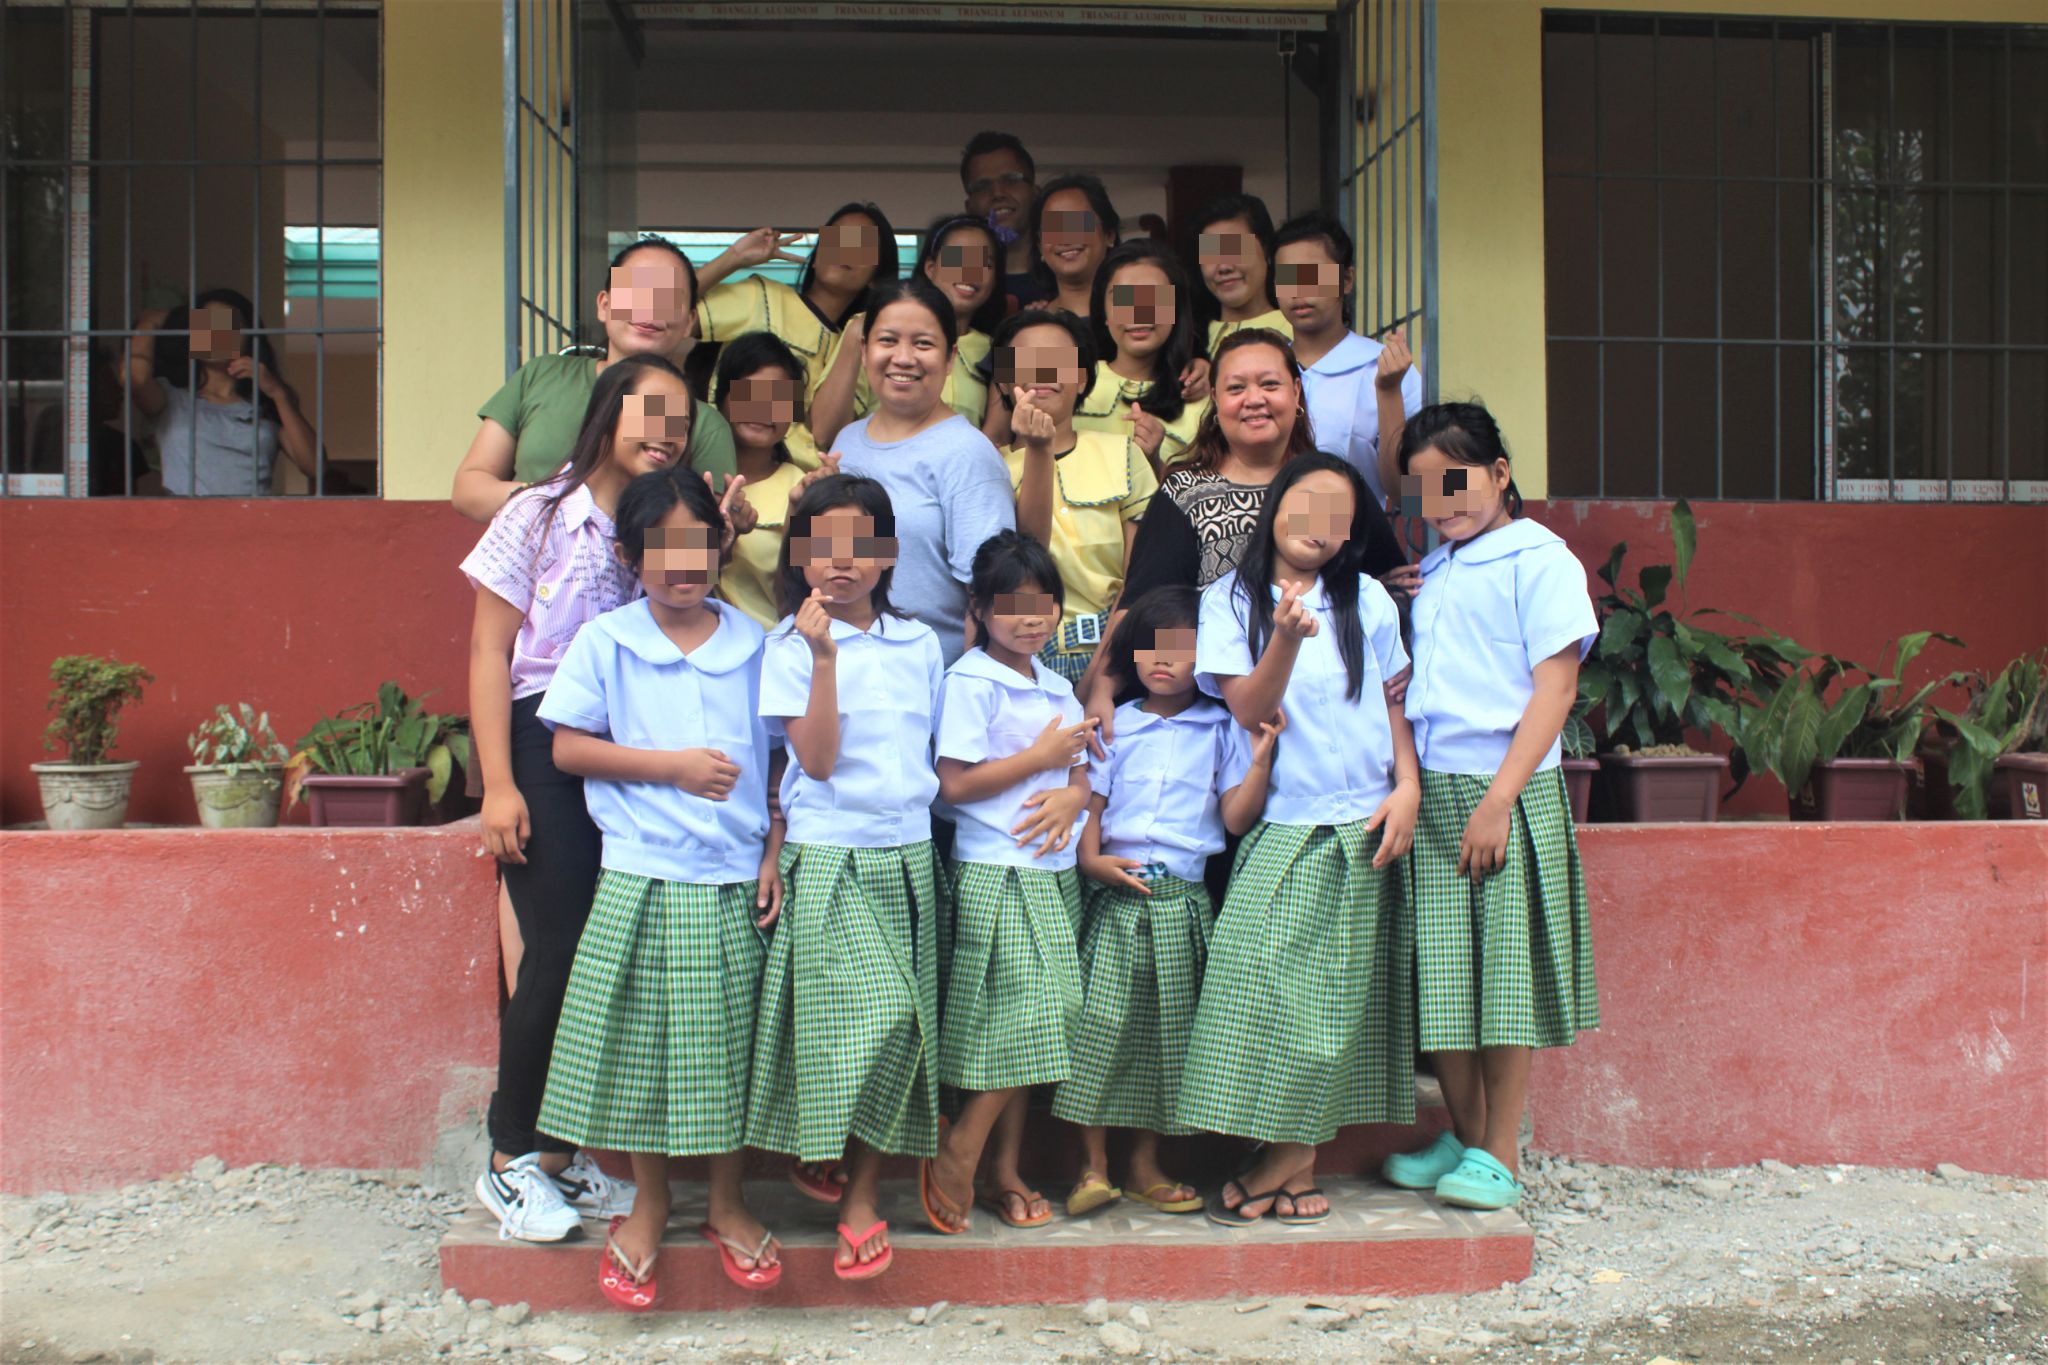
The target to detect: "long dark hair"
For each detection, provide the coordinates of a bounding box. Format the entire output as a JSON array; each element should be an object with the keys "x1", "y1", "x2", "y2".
[
  {"x1": 1273, "y1": 210, "x2": 1355, "y2": 326},
  {"x1": 1231, "y1": 451, "x2": 1376, "y2": 702},
  {"x1": 1029, "y1": 173, "x2": 1121, "y2": 301},
  {"x1": 965, "y1": 529, "x2": 1065, "y2": 641},
  {"x1": 1397, "y1": 401, "x2": 1524, "y2": 517},
  {"x1": 798, "y1": 202, "x2": 901, "y2": 327},
  {"x1": 1180, "y1": 329, "x2": 1315, "y2": 474},
  {"x1": 917, "y1": 214, "x2": 1006, "y2": 337},
  {"x1": 713, "y1": 331, "x2": 805, "y2": 467},
  {"x1": 614, "y1": 464, "x2": 727, "y2": 571},
  {"x1": 155, "y1": 287, "x2": 284, "y2": 422},
  {"x1": 1089, "y1": 239, "x2": 1194, "y2": 425},
  {"x1": 775, "y1": 473, "x2": 906, "y2": 621},
  {"x1": 1188, "y1": 192, "x2": 1279, "y2": 328},
  {"x1": 1101, "y1": 584, "x2": 1201, "y2": 704},
  {"x1": 527, "y1": 353, "x2": 694, "y2": 539}
]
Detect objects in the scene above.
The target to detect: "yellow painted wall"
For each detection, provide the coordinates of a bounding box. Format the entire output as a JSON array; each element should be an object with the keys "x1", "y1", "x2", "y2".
[
  {"x1": 381, "y1": 0, "x2": 505, "y2": 502},
  {"x1": 1433, "y1": 0, "x2": 2042, "y2": 500}
]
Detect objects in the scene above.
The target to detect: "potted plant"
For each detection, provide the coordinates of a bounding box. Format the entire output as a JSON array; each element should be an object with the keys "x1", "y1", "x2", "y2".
[
  {"x1": 185, "y1": 703, "x2": 291, "y2": 829},
  {"x1": 1936, "y1": 651, "x2": 2048, "y2": 820},
  {"x1": 1561, "y1": 691, "x2": 1599, "y2": 824},
  {"x1": 1578, "y1": 500, "x2": 1803, "y2": 822},
  {"x1": 285, "y1": 682, "x2": 472, "y2": 828},
  {"x1": 31, "y1": 654, "x2": 154, "y2": 831}
]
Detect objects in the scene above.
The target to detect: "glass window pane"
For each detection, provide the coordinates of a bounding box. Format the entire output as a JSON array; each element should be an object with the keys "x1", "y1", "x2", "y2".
[
  {"x1": 1662, "y1": 180, "x2": 1716, "y2": 338},
  {"x1": 1657, "y1": 20, "x2": 1717, "y2": 177},
  {"x1": 1544, "y1": 177, "x2": 1598, "y2": 337},
  {"x1": 1601, "y1": 179, "x2": 1659, "y2": 337},
  {"x1": 4, "y1": 10, "x2": 68, "y2": 162},
  {"x1": 1945, "y1": 350, "x2": 1998, "y2": 484},
  {"x1": 1835, "y1": 27, "x2": 1890, "y2": 186},
  {"x1": 1544, "y1": 29, "x2": 1598, "y2": 177},
  {"x1": 1833, "y1": 188, "x2": 1887, "y2": 343},
  {"x1": 1779, "y1": 346, "x2": 1818, "y2": 500},
  {"x1": 1723, "y1": 182, "x2": 1777, "y2": 339},
  {"x1": 2012, "y1": 194, "x2": 2046, "y2": 346},
  {"x1": 1833, "y1": 346, "x2": 1887, "y2": 486},
  {"x1": 1662, "y1": 343, "x2": 1718, "y2": 495},
  {"x1": 1892, "y1": 27, "x2": 1946, "y2": 185},
  {"x1": 1546, "y1": 341, "x2": 1601, "y2": 496},
  {"x1": 1780, "y1": 184, "x2": 1816, "y2": 342},
  {"x1": 1603, "y1": 342, "x2": 1660, "y2": 498},
  {"x1": 1943, "y1": 191, "x2": 2001, "y2": 345},
  {"x1": 2016, "y1": 35, "x2": 2048, "y2": 185},
  {"x1": 1598, "y1": 25, "x2": 1657, "y2": 175},
  {"x1": 1951, "y1": 28, "x2": 2008, "y2": 185},
  {"x1": 1718, "y1": 28, "x2": 1778, "y2": 179},
  {"x1": 1890, "y1": 348, "x2": 1935, "y2": 483},
  {"x1": 2009, "y1": 353, "x2": 2046, "y2": 485},
  {"x1": 1722, "y1": 344, "x2": 1778, "y2": 500}
]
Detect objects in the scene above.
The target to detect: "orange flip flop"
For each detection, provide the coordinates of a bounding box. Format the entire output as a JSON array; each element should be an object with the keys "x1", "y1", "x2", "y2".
[
  {"x1": 918, "y1": 1159, "x2": 971, "y2": 1235},
  {"x1": 834, "y1": 1219, "x2": 893, "y2": 1280},
  {"x1": 977, "y1": 1185, "x2": 1054, "y2": 1228}
]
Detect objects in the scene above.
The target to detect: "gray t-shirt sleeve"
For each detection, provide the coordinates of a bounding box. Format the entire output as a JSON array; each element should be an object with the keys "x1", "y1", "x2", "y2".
[{"x1": 939, "y1": 428, "x2": 1017, "y2": 585}]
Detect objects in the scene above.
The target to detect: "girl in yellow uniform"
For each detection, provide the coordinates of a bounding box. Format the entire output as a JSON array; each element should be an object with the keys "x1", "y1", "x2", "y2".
[
  {"x1": 1191, "y1": 193, "x2": 1293, "y2": 359},
  {"x1": 695, "y1": 202, "x2": 899, "y2": 467},
  {"x1": 713, "y1": 334, "x2": 810, "y2": 629},
  {"x1": 1079, "y1": 240, "x2": 1207, "y2": 477},
  {"x1": 1030, "y1": 174, "x2": 1121, "y2": 320}
]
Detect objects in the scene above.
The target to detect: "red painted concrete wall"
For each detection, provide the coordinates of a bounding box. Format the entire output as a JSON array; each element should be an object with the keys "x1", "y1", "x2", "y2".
[
  {"x1": 1533, "y1": 822, "x2": 2048, "y2": 1179},
  {"x1": 0, "y1": 823, "x2": 499, "y2": 1193},
  {"x1": 5, "y1": 499, "x2": 2040, "y2": 827}
]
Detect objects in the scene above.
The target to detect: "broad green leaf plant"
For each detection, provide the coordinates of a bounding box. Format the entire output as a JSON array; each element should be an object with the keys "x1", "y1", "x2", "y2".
[
  {"x1": 285, "y1": 682, "x2": 472, "y2": 807},
  {"x1": 1934, "y1": 650, "x2": 2048, "y2": 819}
]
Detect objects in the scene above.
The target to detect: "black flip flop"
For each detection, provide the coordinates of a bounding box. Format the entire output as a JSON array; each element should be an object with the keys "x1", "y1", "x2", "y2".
[
  {"x1": 1205, "y1": 1180, "x2": 1284, "y2": 1228},
  {"x1": 1275, "y1": 1186, "x2": 1332, "y2": 1225}
]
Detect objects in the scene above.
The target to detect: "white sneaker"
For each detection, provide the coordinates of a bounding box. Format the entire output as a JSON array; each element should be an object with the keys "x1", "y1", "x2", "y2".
[
  {"x1": 552, "y1": 1150, "x2": 638, "y2": 1220},
  {"x1": 476, "y1": 1153, "x2": 581, "y2": 1243}
]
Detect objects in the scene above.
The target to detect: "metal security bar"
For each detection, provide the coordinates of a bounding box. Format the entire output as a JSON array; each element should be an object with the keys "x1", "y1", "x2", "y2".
[
  {"x1": 1336, "y1": 0, "x2": 1437, "y2": 400},
  {"x1": 1541, "y1": 13, "x2": 2047, "y2": 503},
  {"x1": 504, "y1": 0, "x2": 578, "y2": 376},
  {"x1": 0, "y1": 0, "x2": 382, "y2": 498}
]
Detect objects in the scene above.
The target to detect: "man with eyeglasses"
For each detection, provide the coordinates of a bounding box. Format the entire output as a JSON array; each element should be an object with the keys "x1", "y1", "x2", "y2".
[{"x1": 959, "y1": 130, "x2": 1045, "y2": 314}]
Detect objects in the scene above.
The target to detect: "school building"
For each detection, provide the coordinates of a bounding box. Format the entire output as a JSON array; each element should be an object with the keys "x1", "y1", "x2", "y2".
[{"x1": 3, "y1": 0, "x2": 2044, "y2": 1308}]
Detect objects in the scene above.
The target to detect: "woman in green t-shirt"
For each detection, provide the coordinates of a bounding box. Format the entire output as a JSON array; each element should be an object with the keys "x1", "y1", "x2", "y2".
[{"x1": 451, "y1": 236, "x2": 739, "y2": 524}]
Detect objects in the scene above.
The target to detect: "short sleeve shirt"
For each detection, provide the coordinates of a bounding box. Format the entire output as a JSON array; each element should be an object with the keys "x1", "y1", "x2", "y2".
[
  {"x1": 695, "y1": 277, "x2": 844, "y2": 469},
  {"x1": 1206, "y1": 309, "x2": 1293, "y2": 359},
  {"x1": 1072, "y1": 362, "x2": 1206, "y2": 470},
  {"x1": 156, "y1": 383, "x2": 281, "y2": 497},
  {"x1": 1300, "y1": 332, "x2": 1425, "y2": 504},
  {"x1": 476, "y1": 351, "x2": 737, "y2": 487},
  {"x1": 936, "y1": 648, "x2": 1089, "y2": 870},
  {"x1": 717, "y1": 459, "x2": 806, "y2": 629},
  {"x1": 1001, "y1": 429, "x2": 1157, "y2": 625},
  {"x1": 1406, "y1": 517, "x2": 1597, "y2": 775},
  {"x1": 1088, "y1": 698, "x2": 1251, "y2": 882}
]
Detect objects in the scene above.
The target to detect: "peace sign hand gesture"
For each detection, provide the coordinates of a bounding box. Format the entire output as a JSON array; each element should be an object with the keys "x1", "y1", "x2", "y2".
[
  {"x1": 708, "y1": 472, "x2": 755, "y2": 554},
  {"x1": 730, "y1": 228, "x2": 810, "y2": 269}
]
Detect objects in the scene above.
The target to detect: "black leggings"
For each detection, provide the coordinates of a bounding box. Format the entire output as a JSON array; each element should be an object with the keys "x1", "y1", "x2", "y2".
[{"x1": 486, "y1": 693, "x2": 601, "y2": 1158}]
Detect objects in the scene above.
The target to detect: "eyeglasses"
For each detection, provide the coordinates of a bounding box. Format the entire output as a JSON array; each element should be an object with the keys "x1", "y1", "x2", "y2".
[{"x1": 966, "y1": 171, "x2": 1032, "y2": 196}]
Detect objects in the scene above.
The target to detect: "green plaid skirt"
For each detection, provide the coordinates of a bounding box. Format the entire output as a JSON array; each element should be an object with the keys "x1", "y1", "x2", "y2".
[
  {"x1": 745, "y1": 841, "x2": 945, "y2": 1162},
  {"x1": 1051, "y1": 873, "x2": 1215, "y2": 1134},
  {"x1": 1036, "y1": 610, "x2": 1110, "y2": 685},
  {"x1": 938, "y1": 862, "x2": 1084, "y2": 1091},
  {"x1": 1410, "y1": 767, "x2": 1599, "y2": 1051},
  {"x1": 537, "y1": 871, "x2": 766, "y2": 1156},
  {"x1": 1176, "y1": 819, "x2": 1415, "y2": 1146}
]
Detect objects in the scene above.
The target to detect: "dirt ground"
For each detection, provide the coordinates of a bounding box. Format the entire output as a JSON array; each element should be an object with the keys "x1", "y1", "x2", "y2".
[{"x1": 3, "y1": 1153, "x2": 2042, "y2": 1365}]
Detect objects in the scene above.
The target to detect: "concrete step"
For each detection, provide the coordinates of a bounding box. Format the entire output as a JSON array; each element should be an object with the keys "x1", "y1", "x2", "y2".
[{"x1": 440, "y1": 1174, "x2": 1529, "y2": 1313}]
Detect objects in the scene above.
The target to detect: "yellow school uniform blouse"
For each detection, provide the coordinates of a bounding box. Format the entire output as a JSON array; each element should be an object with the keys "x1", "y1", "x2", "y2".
[
  {"x1": 717, "y1": 459, "x2": 807, "y2": 629},
  {"x1": 1073, "y1": 360, "x2": 1208, "y2": 470},
  {"x1": 1207, "y1": 308, "x2": 1294, "y2": 357},
  {"x1": 696, "y1": 276, "x2": 845, "y2": 469},
  {"x1": 1002, "y1": 429, "x2": 1159, "y2": 628}
]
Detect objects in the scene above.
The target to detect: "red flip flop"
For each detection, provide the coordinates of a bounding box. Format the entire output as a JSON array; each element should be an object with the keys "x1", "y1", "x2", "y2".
[
  {"x1": 600, "y1": 1216, "x2": 657, "y2": 1311},
  {"x1": 834, "y1": 1219, "x2": 893, "y2": 1281},
  {"x1": 789, "y1": 1158, "x2": 846, "y2": 1204},
  {"x1": 700, "y1": 1222, "x2": 782, "y2": 1291}
]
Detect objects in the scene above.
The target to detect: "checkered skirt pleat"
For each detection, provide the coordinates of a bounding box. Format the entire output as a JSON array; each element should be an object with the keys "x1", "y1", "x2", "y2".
[
  {"x1": 937, "y1": 862, "x2": 1085, "y2": 1091},
  {"x1": 1409, "y1": 767, "x2": 1600, "y2": 1051},
  {"x1": 1051, "y1": 873, "x2": 1214, "y2": 1134},
  {"x1": 537, "y1": 871, "x2": 765, "y2": 1156},
  {"x1": 1175, "y1": 819, "x2": 1415, "y2": 1146},
  {"x1": 744, "y1": 841, "x2": 945, "y2": 1162}
]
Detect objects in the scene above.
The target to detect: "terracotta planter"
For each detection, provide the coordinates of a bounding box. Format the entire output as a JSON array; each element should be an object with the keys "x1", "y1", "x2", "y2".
[
  {"x1": 1598, "y1": 752, "x2": 1728, "y2": 823},
  {"x1": 1801, "y1": 758, "x2": 1914, "y2": 822},
  {"x1": 1992, "y1": 753, "x2": 2048, "y2": 820},
  {"x1": 185, "y1": 764, "x2": 284, "y2": 830},
  {"x1": 30, "y1": 760, "x2": 140, "y2": 831},
  {"x1": 1561, "y1": 758, "x2": 1599, "y2": 824},
  {"x1": 301, "y1": 768, "x2": 430, "y2": 828}
]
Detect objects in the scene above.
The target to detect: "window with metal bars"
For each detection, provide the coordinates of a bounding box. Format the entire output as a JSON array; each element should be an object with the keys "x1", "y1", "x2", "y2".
[
  {"x1": 1, "y1": 0, "x2": 381, "y2": 498},
  {"x1": 1542, "y1": 13, "x2": 2047, "y2": 503}
]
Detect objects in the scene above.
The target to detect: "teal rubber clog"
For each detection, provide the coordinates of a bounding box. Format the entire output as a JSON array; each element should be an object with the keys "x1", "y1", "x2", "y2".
[
  {"x1": 1434, "y1": 1148, "x2": 1524, "y2": 1210},
  {"x1": 1382, "y1": 1130, "x2": 1467, "y2": 1191}
]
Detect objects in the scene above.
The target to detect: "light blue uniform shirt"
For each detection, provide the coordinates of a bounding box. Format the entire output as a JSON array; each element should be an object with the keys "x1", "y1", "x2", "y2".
[
  {"x1": 1196, "y1": 571, "x2": 1409, "y2": 827},
  {"x1": 1088, "y1": 698, "x2": 1253, "y2": 883},
  {"x1": 1405, "y1": 517, "x2": 1597, "y2": 776},
  {"x1": 936, "y1": 648, "x2": 1089, "y2": 871},
  {"x1": 536, "y1": 598, "x2": 772, "y2": 885},
  {"x1": 1299, "y1": 332, "x2": 1424, "y2": 505},
  {"x1": 832, "y1": 413, "x2": 1017, "y2": 664},
  {"x1": 758, "y1": 611, "x2": 945, "y2": 848}
]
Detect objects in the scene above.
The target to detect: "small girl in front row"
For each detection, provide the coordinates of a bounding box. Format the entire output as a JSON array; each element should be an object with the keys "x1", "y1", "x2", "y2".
[
  {"x1": 1052, "y1": 586, "x2": 1281, "y2": 1217},
  {"x1": 923, "y1": 531, "x2": 1099, "y2": 1233},
  {"x1": 745, "y1": 474, "x2": 949, "y2": 1282},
  {"x1": 1181, "y1": 450, "x2": 1422, "y2": 1226},
  {"x1": 1380, "y1": 404, "x2": 1599, "y2": 1211},
  {"x1": 535, "y1": 468, "x2": 783, "y2": 1308}
]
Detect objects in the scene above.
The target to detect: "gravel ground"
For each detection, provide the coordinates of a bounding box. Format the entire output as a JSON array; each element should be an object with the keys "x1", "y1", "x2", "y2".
[{"x1": 3, "y1": 1153, "x2": 2042, "y2": 1365}]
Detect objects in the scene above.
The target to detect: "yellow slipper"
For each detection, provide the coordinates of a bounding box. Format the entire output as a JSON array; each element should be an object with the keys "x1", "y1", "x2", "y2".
[
  {"x1": 1065, "y1": 1170, "x2": 1122, "y2": 1217},
  {"x1": 1127, "y1": 1181, "x2": 1204, "y2": 1214}
]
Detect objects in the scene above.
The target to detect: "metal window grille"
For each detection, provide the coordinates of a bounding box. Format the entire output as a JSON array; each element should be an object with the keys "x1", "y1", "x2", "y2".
[
  {"x1": 1542, "y1": 12, "x2": 2047, "y2": 503},
  {"x1": 504, "y1": 0, "x2": 578, "y2": 375},
  {"x1": 0, "y1": 0, "x2": 382, "y2": 498}
]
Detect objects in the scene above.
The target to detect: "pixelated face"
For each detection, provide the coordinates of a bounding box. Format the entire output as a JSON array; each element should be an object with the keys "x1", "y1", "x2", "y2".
[
  {"x1": 923, "y1": 229, "x2": 997, "y2": 316},
  {"x1": 813, "y1": 216, "x2": 882, "y2": 287},
  {"x1": 1039, "y1": 188, "x2": 1112, "y2": 283},
  {"x1": 189, "y1": 303, "x2": 243, "y2": 363},
  {"x1": 600, "y1": 249, "x2": 694, "y2": 358},
  {"x1": 1403, "y1": 448, "x2": 1511, "y2": 541},
  {"x1": 964, "y1": 148, "x2": 1035, "y2": 228},
  {"x1": 863, "y1": 299, "x2": 950, "y2": 411},
  {"x1": 1213, "y1": 343, "x2": 1298, "y2": 446},
  {"x1": 612, "y1": 372, "x2": 692, "y2": 476},
  {"x1": 722, "y1": 365, "x2": 802, "y2": 447},
  {"x1": 1274, "y1": 240, "x2": 1347, "y2": 332},
  {"x1": 1131, "y1": 625, "x2": 1198, "y2": 696},
  {"x1": 995, "y1": 324, "x2": 1085, "y2": 416},
  {"x1": 792, "y1": 505, "x2": 898, "y2": 606},
  {"x1": 1104, "y1": 261, "x2": 1176, "y2": 360},
  {"x1": 638, "y1": 501, "x2": 720, "y2": 610},
  {"x1": 1198, "y1": 217, "x2": 1267, "y2": 310},
  {"x1": 1273, "y1": 469, "x2": 1355, "y2": 571},
  {"x1": 984, "y1": 584, "x2": 1058, "y2": 658}
]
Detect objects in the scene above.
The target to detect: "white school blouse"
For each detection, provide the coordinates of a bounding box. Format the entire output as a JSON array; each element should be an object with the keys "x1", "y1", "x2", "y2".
[
  {"x1": 536, "y1": 598, "x2": 772, "y2": 885},
  {"x1": 1299, "y1": 332, "x2": 1425, "y2": 505},
  {"x1": 935, "y1": 648, "x2": 1090, "y2": 871},
  {"x1": 1195, "y1": 572, "x2": 1409, "y2": 827},
  {"x1": 1404, "y1": 517, "x2": 1597, "y2": 776},
  {"x1": 757, "y1": 612, "x2": 946, "y2": 848},
  {"x1": 1088, "y1": 698, "x2": 1251, "y2": 883}
]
